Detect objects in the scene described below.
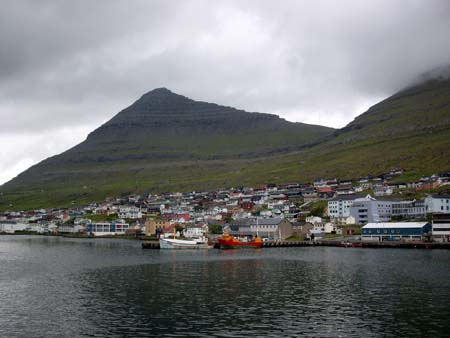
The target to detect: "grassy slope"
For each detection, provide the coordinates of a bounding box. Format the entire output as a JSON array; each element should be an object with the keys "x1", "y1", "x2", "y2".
[
  {"x1": 1, "y1": 126, "x2": 449, "y2": 211},
  {"x1": 1, "y1": 80, "x2": 450, "y2": 210}
]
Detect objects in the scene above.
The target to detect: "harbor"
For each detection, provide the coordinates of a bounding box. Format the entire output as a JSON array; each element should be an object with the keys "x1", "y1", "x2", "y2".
[
  {"x1": 2, "y1": 235, "x2": 450, "y2": 337},
  {"x1": 142, "y1": 239, "x2": 450, "y2": 250}
]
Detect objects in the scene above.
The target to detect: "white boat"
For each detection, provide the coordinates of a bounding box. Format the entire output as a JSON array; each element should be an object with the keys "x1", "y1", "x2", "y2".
[{"x1": 159, "y1": 234, "x2": 211, "y2": 249}]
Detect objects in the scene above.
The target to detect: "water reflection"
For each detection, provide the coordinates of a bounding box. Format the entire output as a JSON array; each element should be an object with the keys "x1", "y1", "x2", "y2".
[{"x1": 0, "y1": 236, "x2": 449, "y2": 337}]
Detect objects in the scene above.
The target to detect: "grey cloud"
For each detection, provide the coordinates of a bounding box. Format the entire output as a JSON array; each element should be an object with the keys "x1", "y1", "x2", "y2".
[
  {"x1": 2, "y1": 0, "x2": 450, "y2": 130},
  {"x1": 0, "y1": 1, "x2": 174, "y2": 79}
]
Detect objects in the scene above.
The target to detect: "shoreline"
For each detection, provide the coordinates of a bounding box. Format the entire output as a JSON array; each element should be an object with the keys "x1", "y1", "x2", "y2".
[
  {"x1": 0, "y1": 232, "x2": 155, "y2": 241},
  {"x1": 142, "y1": 239, "x2": 450, "y2": 250},
  {"x1": 2, "y1": 233, "x2": 449, "y2": 250}
]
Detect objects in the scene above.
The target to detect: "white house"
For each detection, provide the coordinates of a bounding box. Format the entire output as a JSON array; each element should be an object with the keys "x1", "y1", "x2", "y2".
[
  {"x1": 425, "y1": 194, "x2": 450, "y2": 213},
  {"x1": 305, "y1": 216, "x2": 322, "y2": 224},
  {"x1": 332, "y1": 215, "x2": 356, "y2": 225},
  {"x1": 119, "y1": 206, "x2": 142, "y2": 219},
  {"x1": 87, "y1": 222, "x2": 130, "y2": 236},
  {"x1": 260, "y1": 210, "x2": 273, "y2": 217},
  {"x1": 328, "y1": 194, "x2": 365, "y2": 218},
  {"x1": 0, "y1": 221, "x2": 27, "y2": 233},
  {"x1": 314, "y1": 178, "x2": 335, "y2": 188},
  {"x1": 374, "y1": 185, "x2": 393, "y2": 197},
  {"x1": 27, "y1": 223, "x2": 47, "y2": 234},
  {"x1": 312, "y1": 222, "x2": 336, "y2": 234},
  {"x1": 74, "y1": 218, "x2": 91, "y2": 225},
  {"x1": 183, "y1": 226, "x2": 207, "y2": 238},
  {"x1": 58, "y1": 224, "x2": 86, "y2": 234}
]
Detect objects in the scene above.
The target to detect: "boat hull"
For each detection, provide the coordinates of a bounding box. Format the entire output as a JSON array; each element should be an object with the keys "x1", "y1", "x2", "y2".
[
  {"x1": 218, "y1": 238, "x2": 263, "y2": 249},
  {"x1": 159, "y1": 238, "x2": 210, "y2": 249}
]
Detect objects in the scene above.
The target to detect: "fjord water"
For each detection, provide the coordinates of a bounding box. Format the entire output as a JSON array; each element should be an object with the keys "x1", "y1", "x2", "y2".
[{"x1": 1, "y1": 236, "x2": 449, "y2": 338}]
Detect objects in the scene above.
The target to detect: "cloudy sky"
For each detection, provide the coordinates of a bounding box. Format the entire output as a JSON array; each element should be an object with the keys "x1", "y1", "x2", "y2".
[{"x1": 1, "y1": 0, "x2": 450, "y2": 185}]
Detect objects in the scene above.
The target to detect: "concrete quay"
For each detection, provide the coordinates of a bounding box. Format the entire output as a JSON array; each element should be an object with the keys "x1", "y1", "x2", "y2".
[{"x1": 142, "y1": 239, "x2": 450, "y2": 250}]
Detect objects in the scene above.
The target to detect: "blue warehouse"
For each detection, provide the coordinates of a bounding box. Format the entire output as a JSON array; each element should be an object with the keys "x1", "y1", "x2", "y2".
[{"x1": 362, "y1": 222, "x2": 431, "y2": 242}]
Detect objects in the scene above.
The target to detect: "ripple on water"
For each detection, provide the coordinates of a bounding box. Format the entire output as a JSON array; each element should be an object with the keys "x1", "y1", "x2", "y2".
[{"x1": 0, "y1": 237, "x2": 450, "y2": 337}]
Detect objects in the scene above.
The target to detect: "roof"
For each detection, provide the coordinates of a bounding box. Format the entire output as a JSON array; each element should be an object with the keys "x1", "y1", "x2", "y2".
[
  {"x1": 431, "y1": 194, "x2": 450, "y2": 199},
  {"x1": 256, "y1": 217, "x2": 285, "y2": 225},
  {"x1": 231, "y1": 217, "x2": 285, "y2": 226},
  {"x1": 330, "y1": 194, "x2": 366, "y2": 201},
  {"x1": 363, "y1": 222, "x2": 430, "y2": 229},
  {"x1": 354, "y1": 196, "x2": 377, "y2": 202},
  {"x1": 318, "y1": 187, "x2": 334, "y2": 193}
]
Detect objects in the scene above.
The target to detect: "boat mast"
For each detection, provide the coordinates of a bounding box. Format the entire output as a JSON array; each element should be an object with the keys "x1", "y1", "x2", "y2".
[{"x1": 256, "y1": 217, "x2": 259, "y2": 238}]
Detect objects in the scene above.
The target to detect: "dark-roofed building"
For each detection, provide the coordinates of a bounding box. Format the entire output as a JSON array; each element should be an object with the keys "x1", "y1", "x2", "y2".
[
  {"x1": 291, "y1": 221, "x2": 314, "y2": 239},
  {"x1": 362, "y1": 222, "x2": 432, "y2": 242},
  {"x1": 226, "y1": 217, "x2": 293, "y2": 240}
]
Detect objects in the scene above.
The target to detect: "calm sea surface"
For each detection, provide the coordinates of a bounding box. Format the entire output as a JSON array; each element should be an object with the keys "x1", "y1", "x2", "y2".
[{"x1": 0, "y1": 236, "x2": 449, "y2": 338}]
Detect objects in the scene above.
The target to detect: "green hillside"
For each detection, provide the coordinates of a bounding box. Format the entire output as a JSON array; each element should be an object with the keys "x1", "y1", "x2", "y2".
[
  {"x1": 1, "y1": 78, "x2": 450, "y2": 211},
  {"x1": 300, "y1": 78, "x2": 450, "y2": 178}
]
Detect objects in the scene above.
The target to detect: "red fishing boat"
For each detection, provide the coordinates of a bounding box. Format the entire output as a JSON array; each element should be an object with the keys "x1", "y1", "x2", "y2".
[{"x1": 218, "y1": 234, "x2": 263, "y2": 249}]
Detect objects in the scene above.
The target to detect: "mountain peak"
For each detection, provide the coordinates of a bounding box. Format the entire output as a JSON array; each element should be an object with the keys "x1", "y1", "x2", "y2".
[
  {"x1": 136, "y1": 87, "x2": 190, "y2": 106},
  {"x1": 147, "y1": 87, "x2": 173, "y2": 94}
]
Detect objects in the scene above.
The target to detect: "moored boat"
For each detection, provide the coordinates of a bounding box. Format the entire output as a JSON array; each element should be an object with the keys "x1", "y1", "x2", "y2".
[
  {"x1": 218, "y1": 233, "x2": 263, "y2": 249},
  {"x1": 159, "y1": 234, "x2": 211, "y2": 249}
]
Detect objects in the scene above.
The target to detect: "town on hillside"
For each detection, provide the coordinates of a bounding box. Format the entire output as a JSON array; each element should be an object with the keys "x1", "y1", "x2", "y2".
[{"x1": 1, "y1": 169, "x2": 450, "y2": 244}]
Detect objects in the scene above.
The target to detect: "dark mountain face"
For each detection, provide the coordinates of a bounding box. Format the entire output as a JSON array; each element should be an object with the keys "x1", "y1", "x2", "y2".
[
  {"x1": 98, "y1": 87, "x2": 274, "y2": 129},
  {"x1": 54, "y1": 87, "x2": 334, "y2": 163},
  {"x1": 0, "y1": 89, "x2": 334, "y2": 208}
]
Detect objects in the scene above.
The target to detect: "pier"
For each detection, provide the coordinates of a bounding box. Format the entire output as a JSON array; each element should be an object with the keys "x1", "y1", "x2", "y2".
[
  {"x1": 262, "y1": 240, "x2": 338, "y2": 248},
  {"x1": 142, "y1": 239, "x2": 450, "y2": 250},
  {"x1": 262, "y1": 240, "x2": 450, "y2": 249}
]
